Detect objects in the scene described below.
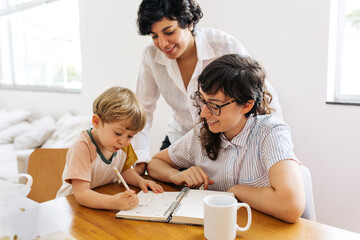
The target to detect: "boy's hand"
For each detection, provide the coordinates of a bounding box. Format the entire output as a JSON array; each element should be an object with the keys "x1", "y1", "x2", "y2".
[
  {"x1": 138, "y1": 179, "x2": 164, "y2": 193},
  {"x1": 113, "y1": 189, "x2": 139, "y2": 210}
]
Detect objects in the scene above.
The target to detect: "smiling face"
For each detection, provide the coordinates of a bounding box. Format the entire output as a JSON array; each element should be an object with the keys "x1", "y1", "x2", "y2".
[
  {"x1": 150, "y1": 17, "x2": 195, "y2": 60},
  {"x1": 199, "y1": 89, "x2": 254, "y2": 141},
  {"x1": 91, "y1": 115, "x2": 137, "y2": 155}
]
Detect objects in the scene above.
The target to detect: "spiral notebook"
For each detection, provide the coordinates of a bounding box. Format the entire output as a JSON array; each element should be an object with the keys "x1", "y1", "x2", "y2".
[{"x1": 115, "y1": 187, "x2": 234, "y2": 225}]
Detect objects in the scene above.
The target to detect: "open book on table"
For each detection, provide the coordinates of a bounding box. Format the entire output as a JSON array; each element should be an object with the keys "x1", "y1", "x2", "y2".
[{"x1": 116, "y1": 187, "x2": 234, "y2": 225}]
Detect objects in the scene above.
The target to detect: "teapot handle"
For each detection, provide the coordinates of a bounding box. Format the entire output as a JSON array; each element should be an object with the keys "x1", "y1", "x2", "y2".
[{"x1": 10, "y1": 173, "x2": 33, "y2": 188}]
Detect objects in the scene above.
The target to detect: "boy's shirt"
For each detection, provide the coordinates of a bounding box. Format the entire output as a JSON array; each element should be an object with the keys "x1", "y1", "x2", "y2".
[{"x1": 56, "y1": 129, "x2": 137, "y2": 197}]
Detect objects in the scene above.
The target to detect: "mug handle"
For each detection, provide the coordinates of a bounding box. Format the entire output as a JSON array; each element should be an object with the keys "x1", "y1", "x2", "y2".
[{"x1": 236, "y1": 203, "x2": 252, "y2": 232}]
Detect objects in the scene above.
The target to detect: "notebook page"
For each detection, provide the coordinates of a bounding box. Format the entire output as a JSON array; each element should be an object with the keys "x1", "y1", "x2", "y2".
[
  {"x1": 171, "y1": 190, "x2": 234, "y2": 225},
  {"x1": 116, "y1": 191, "x2": 180, "y2": 221}
]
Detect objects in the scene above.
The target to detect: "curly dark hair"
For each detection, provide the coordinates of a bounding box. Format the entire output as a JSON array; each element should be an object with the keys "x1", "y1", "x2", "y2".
[
  {"x1": 196, "y1": 54, "x2": 273, "y2": 160},
  {"x1": 137, "y1": 0, "x2": 203, "y2": 36}
]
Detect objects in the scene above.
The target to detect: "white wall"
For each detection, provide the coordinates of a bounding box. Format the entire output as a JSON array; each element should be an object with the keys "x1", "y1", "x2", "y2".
[{"x1": 0, "y1": 0, "x2": 359, "y2": 233}]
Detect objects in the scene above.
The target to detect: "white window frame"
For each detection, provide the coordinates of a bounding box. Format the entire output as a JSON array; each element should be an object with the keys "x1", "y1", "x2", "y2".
[
  {"x1": 327, "y1": 0, "x2": 360, "y2": 105},
  {"x1": 0, "y1": 0, "x2": 82, "y2": 93}
]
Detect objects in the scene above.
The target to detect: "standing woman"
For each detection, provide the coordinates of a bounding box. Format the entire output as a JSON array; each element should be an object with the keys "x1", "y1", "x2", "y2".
[{"x1": 133, "y1": 0, "x2": 283, "y2": 174}]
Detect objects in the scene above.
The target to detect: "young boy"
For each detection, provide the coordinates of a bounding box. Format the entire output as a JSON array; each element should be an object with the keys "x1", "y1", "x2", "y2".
[{"x1": 57, "y1": 87, "x2": 163, "y2": 210}]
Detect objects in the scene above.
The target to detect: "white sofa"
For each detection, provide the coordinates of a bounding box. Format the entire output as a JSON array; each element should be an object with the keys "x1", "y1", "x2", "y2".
[{"x1": 0, "y1": 109, "x2": 92, "y2": 179}]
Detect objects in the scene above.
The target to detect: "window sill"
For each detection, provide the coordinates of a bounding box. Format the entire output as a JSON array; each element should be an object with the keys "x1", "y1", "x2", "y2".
[
  {"x1": 0, "y1": 85, "x2": 81, "y2": 94},
  {"x1": 326, "y1": 101, "x2": 360, "y2": 106}
]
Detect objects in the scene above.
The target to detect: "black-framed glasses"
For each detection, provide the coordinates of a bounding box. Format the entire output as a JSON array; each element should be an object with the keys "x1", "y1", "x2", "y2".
[{"x1": 193, "y1": 91, "x2": 236, "y2": 116}]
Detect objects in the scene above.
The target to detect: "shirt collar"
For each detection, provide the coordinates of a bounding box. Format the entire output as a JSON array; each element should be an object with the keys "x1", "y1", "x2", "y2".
[
  {"x1": 153, "y1": 28, "x2": 216, "y2": 66},
  {"x1": 220, "y1": 116, "x2": 256, "y2": 149},
  {"x1": 154, "y1": 45, "x2": 171, "y2": 65},
  {"x1": 87, "y1": 127, "x2": 117, "y2": 164},
  {"x1": 194, "y1": 28, "x2": 216, "y2": 61}
]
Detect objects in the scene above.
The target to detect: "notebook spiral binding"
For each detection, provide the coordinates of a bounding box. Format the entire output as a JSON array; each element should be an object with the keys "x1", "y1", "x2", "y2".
[
  {"x1": 183, "y1": 187, "x2": 190, "y2": 197},
  {"x1": 176, "y1": 187, "x2": 190, "y2": 200},
  {"x1": 164, "y1": 201, "x2": 179, "y2": 217},
  {"x1": 172, "y1": 203, "x2": 182, "y2": 214},
  {"x1": 163, "y1": 187, "x2": 190, "y2": 217}
]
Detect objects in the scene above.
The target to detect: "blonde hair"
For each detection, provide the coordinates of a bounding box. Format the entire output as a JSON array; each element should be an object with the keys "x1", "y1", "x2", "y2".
[{"x1": 93, "y1": 87, "x2": 146, "y2": 132}]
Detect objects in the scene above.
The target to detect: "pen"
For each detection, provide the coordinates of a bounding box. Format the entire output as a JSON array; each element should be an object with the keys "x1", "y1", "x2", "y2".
[{"x1": 113, "y1": 167, "x2": 130, "y2": 191}]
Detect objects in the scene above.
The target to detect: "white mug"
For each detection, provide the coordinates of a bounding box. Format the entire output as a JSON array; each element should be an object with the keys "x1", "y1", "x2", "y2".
[{"x1": 203, "y1": 194, "x2": 252, "y2": 240}]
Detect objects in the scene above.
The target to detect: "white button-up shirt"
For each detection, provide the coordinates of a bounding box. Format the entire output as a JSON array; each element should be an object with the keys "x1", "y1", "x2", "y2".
[{"x1": 133, "y1": 28, "x2": 283, "y2": 163}]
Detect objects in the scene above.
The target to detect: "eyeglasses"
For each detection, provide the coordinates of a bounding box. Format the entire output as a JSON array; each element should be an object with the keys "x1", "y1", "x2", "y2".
[{"x1": 193, "y1": 91, "x2": 236, "y2": 116}]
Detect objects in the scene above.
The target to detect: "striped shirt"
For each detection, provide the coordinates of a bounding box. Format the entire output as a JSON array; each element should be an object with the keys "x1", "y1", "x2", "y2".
[{"x1": 168, "y1": 114, "x2": 298, "y2": 192}]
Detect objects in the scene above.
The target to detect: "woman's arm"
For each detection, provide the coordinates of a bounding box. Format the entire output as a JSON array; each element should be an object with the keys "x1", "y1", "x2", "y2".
[
  {"x1": 147, "y1": 149, "x2": 181, "y2": 182},
  {"x1": 228, "y1": 160, "x2": 305, "y2": 223},
  {"x1": 71, "y1": 179, "x2": 138, "y2": 210},
  {"x1": 148, "y1": 149, "x2": 214, "y2": 189},
  {"x1": 133, "y1": 162, "x2": 146, "y2": 175},
  {"x1": 132, "y1": 49, "x2": 161, "y2": 168}
]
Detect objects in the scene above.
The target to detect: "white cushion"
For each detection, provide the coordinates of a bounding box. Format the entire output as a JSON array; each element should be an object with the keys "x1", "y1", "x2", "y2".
[
  {"x1": 0, "y1": 110, "x2": 31, "y2": 131},
  {"x1": 13, "y1": 116, "x2": 56, "y2": 149},
  {"x1": 0, "y1": 121, "x2": 32, "y2": 144},
  {"x1": 42, "y1": 113, "x2": 92, "y2": 148}
]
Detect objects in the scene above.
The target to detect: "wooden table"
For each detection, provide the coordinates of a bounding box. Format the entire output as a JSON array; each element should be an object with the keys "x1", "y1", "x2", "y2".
[{"x1": 2, "y1": 179, "x2": 360, "y2": 240}]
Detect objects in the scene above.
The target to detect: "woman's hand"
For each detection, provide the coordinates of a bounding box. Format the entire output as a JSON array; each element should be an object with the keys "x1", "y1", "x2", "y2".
[
  {"x1": 138, "y1": 179, "x2": 164, "y2": 193},
  {"x1": 170, "y1": 166, "x2": 214, "y2": 190}
]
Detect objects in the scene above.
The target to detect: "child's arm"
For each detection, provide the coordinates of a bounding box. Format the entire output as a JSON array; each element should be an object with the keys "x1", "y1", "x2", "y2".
[
  {"x1": 121, "y1": 168, "x2": 164, "y2": 193},
  {"x1": 72, "y1": 179, "x2": 138, "y2": 210}
]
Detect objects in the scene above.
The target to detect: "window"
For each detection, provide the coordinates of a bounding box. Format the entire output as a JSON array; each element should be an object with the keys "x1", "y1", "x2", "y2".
[
  {"x1": 328, "y1": 0, "x2": 360, "y2": 105},
  {"x1": 0, "y1": 0, "x2": 82, "y2": 92}
]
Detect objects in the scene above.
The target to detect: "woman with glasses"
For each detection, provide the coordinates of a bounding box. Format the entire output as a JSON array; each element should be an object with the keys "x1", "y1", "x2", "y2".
[
  {"x1": 147, "y1": 54, "x2": 305, "y2": 223},
  {"x1": 132, "y1": 0, "x2": 283, "y2": 174}
]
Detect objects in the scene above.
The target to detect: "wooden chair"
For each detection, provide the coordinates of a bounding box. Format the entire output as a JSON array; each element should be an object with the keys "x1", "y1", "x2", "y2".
[{"x1": 27, "y1": 148, "x2": 68, "y2": 203}]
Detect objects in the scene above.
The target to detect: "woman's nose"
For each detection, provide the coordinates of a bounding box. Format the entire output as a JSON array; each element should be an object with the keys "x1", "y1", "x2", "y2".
[
  {"x1": 200, "y1": 105, "x2": 212, "y2": 118},
  {"x1": 158, "y1": 35, "x2": 168, "y2": 49}
]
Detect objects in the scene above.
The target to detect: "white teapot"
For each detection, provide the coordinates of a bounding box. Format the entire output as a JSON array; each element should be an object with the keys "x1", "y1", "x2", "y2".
[{"x1": 0, "y1": 173, "x2": 33, "y2": 198}]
